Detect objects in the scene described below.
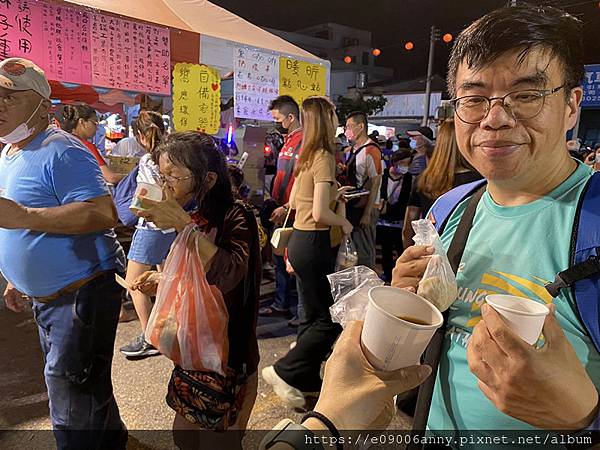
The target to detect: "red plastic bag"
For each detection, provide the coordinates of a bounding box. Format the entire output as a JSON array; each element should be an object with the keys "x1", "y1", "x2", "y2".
[{"x1": 145, "y1": 224, "x2": 229, "y2": 375}]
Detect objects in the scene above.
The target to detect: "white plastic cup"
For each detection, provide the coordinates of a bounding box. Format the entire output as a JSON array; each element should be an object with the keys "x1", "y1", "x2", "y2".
[
  {"x1": 361, "y1": 286, "x2": 444, "y2": 371},
  {"x1": 485, "y1": 294, "x2": 550, "y2": 345},
  {"x1": 130, "y1": 182, "x2": 163, "y2": 211}
]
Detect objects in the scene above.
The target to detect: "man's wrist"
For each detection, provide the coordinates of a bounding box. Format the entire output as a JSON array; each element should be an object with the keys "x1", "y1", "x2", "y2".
[{"x1": 570, "y1": 395, "x2": 600, "y2": 432}]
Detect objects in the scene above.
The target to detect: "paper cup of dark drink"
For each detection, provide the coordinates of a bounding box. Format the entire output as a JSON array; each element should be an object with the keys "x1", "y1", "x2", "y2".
[
  {"x1": 130, "y1": 182, "x2": 163, "y2": 211},
  {"x1": 485, "y1": 294, "x2": 549, "y2": 345},
  {"x1": 361, "y1": 286, "x2": 444, "y2": 371}
]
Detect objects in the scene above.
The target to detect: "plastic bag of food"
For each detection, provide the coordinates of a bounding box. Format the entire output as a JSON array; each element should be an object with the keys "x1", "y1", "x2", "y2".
[
  {"x1": 411, "y1": 219, "x2": 458, "y2": 311},
  {"x1": 335, "y1": 235, "x2": 359, "y2": 271},
  {"x1": 145, "y1": 224, "x2": 229, "y2": 375},
  {"x1": 327, "y1": 265, "x2": 384, "y2": 327}
]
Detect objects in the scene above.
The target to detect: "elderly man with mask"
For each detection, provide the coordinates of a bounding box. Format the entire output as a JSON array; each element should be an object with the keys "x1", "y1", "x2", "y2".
[{"x1": 0, "y1": 58, "x2": 127, "y2": 449}]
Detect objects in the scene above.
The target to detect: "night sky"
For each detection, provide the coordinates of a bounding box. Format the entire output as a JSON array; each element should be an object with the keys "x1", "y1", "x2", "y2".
[{"x1": 212, "y1": 0, "x2": 600, "y2": 82}]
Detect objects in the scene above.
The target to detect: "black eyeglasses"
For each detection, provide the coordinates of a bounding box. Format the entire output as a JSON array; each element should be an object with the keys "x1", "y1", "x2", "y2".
[{"x1": 450, "y1": 85, "x2": 566, "y2": 124}]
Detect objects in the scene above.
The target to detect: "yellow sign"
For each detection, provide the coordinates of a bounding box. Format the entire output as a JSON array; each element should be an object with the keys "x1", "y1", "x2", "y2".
[
  {"x1": 279, "y1": 57, "x2": 327, "y2": 107},
  {"x1": 173, "y1": 63, "x2": 221, "y2": 134}
]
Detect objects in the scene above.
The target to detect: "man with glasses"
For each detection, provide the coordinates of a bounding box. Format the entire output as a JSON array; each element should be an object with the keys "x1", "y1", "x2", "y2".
[
  {"x1": 0, "y1": 58, "x2": 127, "y2": 449},
  {"x1": 392, "y1": 5, "x2": 600, "y2": 445}
]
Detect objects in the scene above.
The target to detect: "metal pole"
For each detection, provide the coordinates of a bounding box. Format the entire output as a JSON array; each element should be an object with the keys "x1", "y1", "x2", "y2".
[{"x1": 422, "y1": 25, "x2": 437, "y2": 126}]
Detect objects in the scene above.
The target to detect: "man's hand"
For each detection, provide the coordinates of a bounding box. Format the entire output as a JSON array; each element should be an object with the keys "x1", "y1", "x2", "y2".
[
  {"x1": 3, "y1": 283, "x2": 29, "y2": 313},
  {"x1": 391, "y1": 245, "x2": 434, "y2": 293},
  {"x1": 313, "y1": 321, "x2": 431, "y2": 430},
  {"x1": 270, "y1": 206, "x2": 288, "y2": 226},
  {"x1": 0, "y1": 198, "x2": 27, "y2": 229},
  {"x1": 467, "y1": 303, "x2": 599, "y2": 430}
]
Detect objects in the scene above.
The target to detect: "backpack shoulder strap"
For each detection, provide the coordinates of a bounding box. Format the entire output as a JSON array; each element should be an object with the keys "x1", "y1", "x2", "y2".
[
  {"x1": 429, "y1": 179, "x2": 488, "y2": 234},
  {"x1": 573, "y1": 172, "x2": 600, "y2": 353},
  {"x1": 543, "y1": 172, "x2": 600, "y2": 352}
]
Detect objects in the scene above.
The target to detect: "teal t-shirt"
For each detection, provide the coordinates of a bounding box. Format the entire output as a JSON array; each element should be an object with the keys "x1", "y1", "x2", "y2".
[{"x1": 427, "y1": 162, "x2": 600, "y2": 446}]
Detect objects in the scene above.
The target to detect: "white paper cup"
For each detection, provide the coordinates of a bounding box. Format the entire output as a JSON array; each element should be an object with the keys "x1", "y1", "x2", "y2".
[
  {"x1": 130, "y1": 182, "x2": 163, "y2": 211},
  {"x1": 485, "y1": 294, "x2": 550, "y2": 345},
  {"x1": 361, "y1": 286, "x2": 444, "y2": 371}
]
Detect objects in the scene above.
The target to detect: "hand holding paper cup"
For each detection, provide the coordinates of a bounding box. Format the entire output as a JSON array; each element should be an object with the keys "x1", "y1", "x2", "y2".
[
  {"x1": 485, "y1": 294, "x2": 550, "y2": 345},
  {"x1": 361, "y1": 286, "x2": 443, "y2": 371},
  {"x1": 130, "y1": 182, "x2": 163, "y2": 211}
]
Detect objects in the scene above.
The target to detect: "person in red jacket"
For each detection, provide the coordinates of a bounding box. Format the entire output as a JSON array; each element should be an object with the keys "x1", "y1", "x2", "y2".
[{"x1": 262, "y1": 95, "x2": 304, "y2": 324}]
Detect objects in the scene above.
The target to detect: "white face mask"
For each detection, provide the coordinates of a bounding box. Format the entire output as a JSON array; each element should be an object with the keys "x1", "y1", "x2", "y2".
[
  {"x1": 395, "y1": 165, "x2": 409, "y2": 174},
  {"x1": 0, "y1": 100, "x2": 44, "y2": 144}
]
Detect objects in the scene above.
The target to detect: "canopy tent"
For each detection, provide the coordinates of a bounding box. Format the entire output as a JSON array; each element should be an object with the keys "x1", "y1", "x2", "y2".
[{"x1": 63, "y1": 0, "x2": 322, "y2": 63}]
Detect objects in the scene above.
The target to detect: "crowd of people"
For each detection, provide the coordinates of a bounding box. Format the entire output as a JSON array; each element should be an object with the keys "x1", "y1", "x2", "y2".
[{"x1": 1, "y1": 3, "x2": 600, "y2": 450}]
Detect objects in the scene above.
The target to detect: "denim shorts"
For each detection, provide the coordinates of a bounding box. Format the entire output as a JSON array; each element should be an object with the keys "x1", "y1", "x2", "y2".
[{"x1": 127, "y1": 227, "x2": 176, "y2": 266}]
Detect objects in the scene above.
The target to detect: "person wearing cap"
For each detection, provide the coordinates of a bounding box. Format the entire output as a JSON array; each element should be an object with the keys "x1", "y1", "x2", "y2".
[
  {"x1": 0, "y1": 58, "x2": 127, "y2": 449},
  {"x1": 407, "y1": 125, "x2": 435, "y2": 176}
]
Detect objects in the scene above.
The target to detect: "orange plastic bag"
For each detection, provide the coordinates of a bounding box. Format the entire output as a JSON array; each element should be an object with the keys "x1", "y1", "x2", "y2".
[{"x1": 145, "y1": 224, "x2": 229, "y2": 375}]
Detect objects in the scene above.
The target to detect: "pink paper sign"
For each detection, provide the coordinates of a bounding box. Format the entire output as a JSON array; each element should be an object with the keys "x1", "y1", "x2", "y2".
[
  {"x1": 91, "y1": 14, "x2": 171, "y2": 95},
  {"x1": 0, "y1": 0, "x2": 170, "y2": 94}
]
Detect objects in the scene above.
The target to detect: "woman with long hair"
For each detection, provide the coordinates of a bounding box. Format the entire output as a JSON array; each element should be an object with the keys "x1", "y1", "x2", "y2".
[
  {"x1": 131, "y1": 132, "x2": 261, "y2": 449},
  {"x1": 58, "y1": 103, "x2": 124, "y2": 185},
  {"x1": 118, "y1": 111, "x2": 178, "y2": 358},
  {"x1": 262, "y1": 96, "x2": 353, "y2": 408},
  {"x1": 402, "y1": 120, "x2": 481, "y2": 248}
]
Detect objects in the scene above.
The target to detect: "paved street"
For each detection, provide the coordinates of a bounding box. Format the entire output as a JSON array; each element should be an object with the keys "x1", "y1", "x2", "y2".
[{"x1": 0, "y1": 269, "x2": 410, "y2": 449}]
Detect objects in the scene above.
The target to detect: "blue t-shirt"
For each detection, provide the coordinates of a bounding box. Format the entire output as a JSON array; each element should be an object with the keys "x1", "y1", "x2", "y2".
[
  {"x1": 0, "y1": 127, "x2": 125, "y2": 297},
  {"x1": 427, "y1": 162, "x2": 600, "y2": 448}
]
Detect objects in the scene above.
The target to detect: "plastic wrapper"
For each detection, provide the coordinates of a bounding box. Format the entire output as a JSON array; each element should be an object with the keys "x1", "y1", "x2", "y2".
[
  {"x1": 145, "y1": 224, "x2": 229, "y2": 375},
  {"x1": 411, "y1": 219, "x2": 458, "y2": 312},
  {"x1": 335, "y1": 235, "x2": 359, "y2": 271},
  {"x1": 327, "y1": 265, "x2": 384, "y2": 327}
]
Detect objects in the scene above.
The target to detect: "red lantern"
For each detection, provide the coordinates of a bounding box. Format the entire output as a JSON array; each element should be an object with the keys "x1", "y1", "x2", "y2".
[
  {"x1": 405, "y1": 41, "x2": 414, "y2": 51},
  {"x1": 372, "y1": 48, "x2": 381, "y2": 57},
  {"x1": 443, "y1": 33, "x2": 453, "y2": 43},
  {"x1": 344, "y1": 56, "x2": 352, "y2": 64}
]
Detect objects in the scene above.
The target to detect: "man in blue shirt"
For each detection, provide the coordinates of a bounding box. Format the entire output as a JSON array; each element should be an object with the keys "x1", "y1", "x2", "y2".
[{"x1": 0, "y1": 58, "x2": 127, "y2": 449}]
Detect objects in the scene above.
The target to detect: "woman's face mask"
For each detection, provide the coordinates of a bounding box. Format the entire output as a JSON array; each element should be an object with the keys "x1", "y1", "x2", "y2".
[
  {"x1": 409, "y1": 139, "x2": 418, "y2": 150},
  {"x1": 395, "y1": 165, "x2": 409, "y2": 174}
]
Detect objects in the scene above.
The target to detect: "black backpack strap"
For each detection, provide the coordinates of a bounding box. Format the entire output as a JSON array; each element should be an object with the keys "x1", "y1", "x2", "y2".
[
  {"x1": 408, "y1": 185, "x2": 485, "y2": 448},
  {"x1": 545, "y1": 251, "x2": 600, "y2": 298},
  {"x1": 345, "y1": 142, "x2": 380, "y2": 188}
]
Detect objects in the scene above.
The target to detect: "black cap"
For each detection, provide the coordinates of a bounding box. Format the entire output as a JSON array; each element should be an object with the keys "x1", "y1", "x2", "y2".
[{"x1": 407, "y1": 126, "x2": 434, "y2": 141}]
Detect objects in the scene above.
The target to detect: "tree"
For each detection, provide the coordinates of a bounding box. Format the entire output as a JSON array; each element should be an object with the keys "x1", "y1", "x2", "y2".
[{"x1": 336, "y1": 95, "x2": 388, "y2": 124}]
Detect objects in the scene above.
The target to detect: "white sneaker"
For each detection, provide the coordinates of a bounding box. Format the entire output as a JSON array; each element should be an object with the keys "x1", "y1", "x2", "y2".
[{"x1": 262, "y1": 366, "x2": 306, "y2": 408}]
